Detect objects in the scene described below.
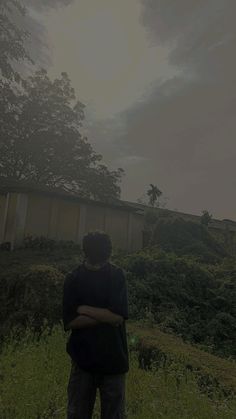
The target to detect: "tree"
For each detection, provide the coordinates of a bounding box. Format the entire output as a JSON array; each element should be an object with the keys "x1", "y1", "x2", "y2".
[
  {"x1": 0, "y1": 2, "x2": 124, "y2": 200},
  {"x1": 0, "y1": 0, "x2": 30, "y2": 81},
  {"x1": 201, "y1": 210, "x2": 213, "y2": 227},
  {"x1": 0, "y1": 0, "x2": 73, "y2": 81},
  {"x1": 0, "y1": 69, "x2": 124, "y2": 201},
  {"x1": 147, "y1": 184, "x2": 162, "y2": 207}
]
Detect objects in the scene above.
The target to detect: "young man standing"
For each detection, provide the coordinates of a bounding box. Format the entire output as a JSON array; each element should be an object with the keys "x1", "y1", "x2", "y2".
[{"x1": 63, "y1": 231, "x2": 129, "y2": 419}]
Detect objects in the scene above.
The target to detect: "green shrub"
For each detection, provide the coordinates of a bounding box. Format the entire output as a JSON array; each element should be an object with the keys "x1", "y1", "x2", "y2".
[
  {"x1": 1, "y1": 245, "x2": 236, "y2": 359},
  {"x1": 22, "y1": 235, "x2": 81, "y2": 251},
  {"x1": 121, "y1": 249, "x2": 236, "y2": 358},
  {"x1": 0, "y1": 265, "x2": 64, "y2": 341},
  {"x1": 147, "y1": 218, "x2": 228, "y2": 263}
]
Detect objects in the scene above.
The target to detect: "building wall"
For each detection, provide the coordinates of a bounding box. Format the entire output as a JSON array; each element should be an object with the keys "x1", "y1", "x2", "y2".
[
  {"x1": 0, "y1": 191, "x2": 144, "y2": 251},
  {"x1": 3, "y1": 193, "x2": 17, "y2": 243},
  {"x1": 50, "y1": 198, "x2": 80, "y2": 242},
  {"x1": 24, "y1": 194, "x2": 80, "y2": 242},
  {"x1": 128, "y1": 213, "x2": 144, "y2": 252},
  {"x1": 104, "y1": 208, "x2": 130, "y2": 250},
  {"x1": 0, "y1": 193, "x2": 7, "y2": 242},
  {"x1": 21, "y1": 192, "x2": 144, "y2": 251},
  {"x1": 25, "y1": 194, "x2": 52, "y2": 238},
  {"x1": 85, "y1": 205, "x2": 106, "y2": 232},
  {"x1": 85, "y1": 206, "x2": 135, "y2": 251}
]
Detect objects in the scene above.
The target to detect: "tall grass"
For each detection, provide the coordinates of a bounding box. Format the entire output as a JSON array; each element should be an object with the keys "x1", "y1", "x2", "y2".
[{"x1": 0, "y1": 325, "x2": 235, "y2": 419}]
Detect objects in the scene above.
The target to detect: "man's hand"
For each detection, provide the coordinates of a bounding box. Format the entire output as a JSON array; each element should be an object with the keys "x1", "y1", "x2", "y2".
[
  {"x1": 77, "y1": 305, "x2": 91, "y2": 315},
  {"x1": 77, "y1": 305, "x2": 123, "y2": 326},
  {"x1": 67, "y1": 315, "x2": 100, "y2": 330}
]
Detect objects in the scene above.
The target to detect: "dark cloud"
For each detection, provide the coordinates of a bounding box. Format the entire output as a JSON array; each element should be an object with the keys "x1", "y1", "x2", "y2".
[
  {"x1": 111, "y1": 0, "x2": 236, "y2": 219},
  {"x1": 16, "y1": 0, "x2": 236, "y2": 219}
]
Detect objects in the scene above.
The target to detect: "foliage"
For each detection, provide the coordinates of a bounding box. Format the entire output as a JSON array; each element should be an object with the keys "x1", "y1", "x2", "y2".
[
  {"x1": 1, "y1": 246, "x2": 235, "y2": 359},
  {"x1": 0, "y1": 264, "x2": 64, "y2": 341},
  {"x1": 128, "y1": 323, "x2": 236, "y2": 395},
  {"x1": 0, "y1": 1, "x2": 124, "y2": 200},
  {"x1": 138, "y1": 185, "x2": 166, "y2": 208},
  {"x1": 201, "y1": 210, "x2": 213, "y2": 227},
  {"x1": 0, "y1": 0, "x2": 30, "y2": 81},
  {"x1": 0, "y1": 246, "x2": 82, "y2": 275},
  {"x1": 0, "y1": 0, "x2": 73, "y2": 82},
  {"x1": 147, "y1": 184, "x2": 162, "y2": 207},
  {"x1": 0, "y1": 246, "x2": 83, "y2": 343},
  {"x1": 146, "y1": 216, "x2": 228, "y2": 263},
  {"x1": 0, "y1": 69, "x2": 124, "y2": 200},
  {"x1": 121, "y1": 249, "x2": 236, "y2": 358},
  {"x1": 1, "y1": 324, "x2": 235, "y2": 418},
  {"x1": 22, "y1": 235, "x2": 81, "y2": 251}
]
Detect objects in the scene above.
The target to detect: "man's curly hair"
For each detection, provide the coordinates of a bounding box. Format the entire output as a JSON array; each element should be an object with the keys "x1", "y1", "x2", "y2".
[{"x1": 82, "y1": 231, "x2": 112, "y2": 265}]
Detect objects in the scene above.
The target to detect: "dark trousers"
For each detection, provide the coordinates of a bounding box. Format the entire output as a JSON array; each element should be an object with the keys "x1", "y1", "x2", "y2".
[{"x1": 67, "y1": 360, "x2": 127, "y2": 419}]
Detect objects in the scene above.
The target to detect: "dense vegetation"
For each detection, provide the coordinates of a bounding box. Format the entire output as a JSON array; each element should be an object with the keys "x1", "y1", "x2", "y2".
[
  {"x1": 1, "y1": 230, "x2": 235, "y2": 359},
  {"x1": 121, "y1": 248, "x2": 236, "y2": 358},
  {"x1": 144, "y1": 211, "x2": 229, "y2": 263}
]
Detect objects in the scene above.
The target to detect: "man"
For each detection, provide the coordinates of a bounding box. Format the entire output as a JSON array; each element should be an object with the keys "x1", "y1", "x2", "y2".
[{"x1": 63, "y1": 231, "x2": 129, "y2": 419}]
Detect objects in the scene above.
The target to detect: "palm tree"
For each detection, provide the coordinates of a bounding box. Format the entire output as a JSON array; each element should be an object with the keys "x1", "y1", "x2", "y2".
[{"x1": 147, "y1": 184, "x2": 162, "y2": 207}]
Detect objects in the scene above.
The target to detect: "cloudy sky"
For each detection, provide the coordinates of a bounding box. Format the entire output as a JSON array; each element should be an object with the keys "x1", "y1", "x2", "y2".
[{"x1": 29, "y1": 0, "x2": 236, "y2": 220}]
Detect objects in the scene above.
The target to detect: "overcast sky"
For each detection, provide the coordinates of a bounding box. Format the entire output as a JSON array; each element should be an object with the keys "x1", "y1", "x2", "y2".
[{"x1": 30, "y1": 0, "x2": 236, "y2": 220}]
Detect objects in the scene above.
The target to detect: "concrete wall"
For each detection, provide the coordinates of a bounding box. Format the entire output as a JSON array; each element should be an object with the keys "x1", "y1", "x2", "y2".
[{"x1": 1, "y1": 191, "x2": 144, "y2": 251}]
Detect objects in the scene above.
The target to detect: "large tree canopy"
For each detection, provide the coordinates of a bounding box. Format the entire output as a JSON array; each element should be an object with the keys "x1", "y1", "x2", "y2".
[
  {"x1": 0, "y1": 1, "x2": 124, "y2": 201},
  {"x1": 0, "y1": 69, "x2": 123, "y2": 200}
]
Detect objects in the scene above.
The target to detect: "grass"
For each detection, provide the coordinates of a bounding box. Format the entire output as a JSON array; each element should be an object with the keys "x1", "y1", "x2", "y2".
[
  {"x1": 0, "y1": 324, "x2": 235, "y2": 419},
  {"x1": 128, "y1": 322, "x2": 236, "y2": 394}
]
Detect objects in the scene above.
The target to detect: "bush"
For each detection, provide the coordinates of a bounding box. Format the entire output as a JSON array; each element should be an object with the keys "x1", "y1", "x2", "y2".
[
  {"x1": 1, "y1": 245, "x2": 236, "y2": 359},
  {"x1": 22, "y1": 236, "x2": 80, "y2": 251},
  {"x1": 147, "y1": 218, "x2": 228, "y2": 263},
  {"x1": 0, "y1": 241, "x2": 11, "y2": 251},
  {"x1": 0, "y1": 265, "x2": 64, "y2": 341},
  {"x1": 121, "y1": 249, "x2": 236, "y2": 358}
]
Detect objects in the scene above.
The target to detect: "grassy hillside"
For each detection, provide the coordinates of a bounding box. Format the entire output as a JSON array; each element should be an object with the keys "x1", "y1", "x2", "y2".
[
  {"x1": 128, "y1": 322, "x2": 236, "y2": 395},
  {"x1": 144, "y1": 212, "x2": 229, "y2": 263},
  {"x1": 1, "y1": 245, "x2": 236, "y2": 417},
  {"x1": 1, "y1": 324, "x2": 236, "y2": 419}
]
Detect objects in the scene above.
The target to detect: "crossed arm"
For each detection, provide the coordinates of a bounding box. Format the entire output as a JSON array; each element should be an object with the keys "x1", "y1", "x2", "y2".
[{"x1": 67, "y1": 305, "x2": 124, "y2": 330}]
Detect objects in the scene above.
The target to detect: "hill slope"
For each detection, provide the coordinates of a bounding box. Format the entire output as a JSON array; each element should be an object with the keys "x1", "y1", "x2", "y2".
[{"x1": 128, "y1": 322, "x2": 236, "y2": 395}]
